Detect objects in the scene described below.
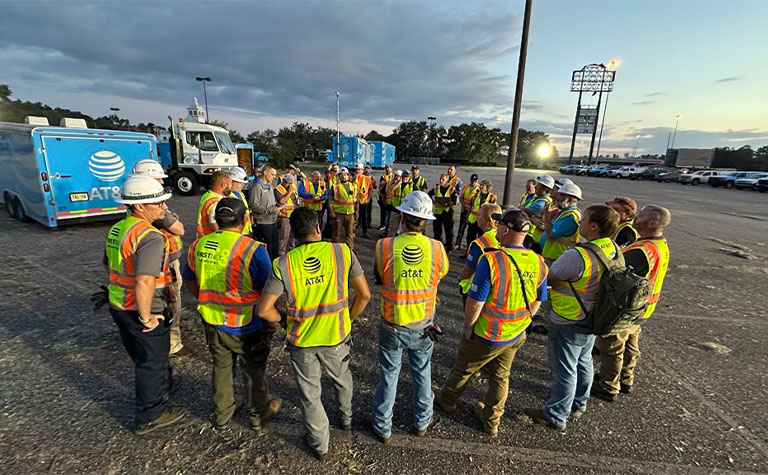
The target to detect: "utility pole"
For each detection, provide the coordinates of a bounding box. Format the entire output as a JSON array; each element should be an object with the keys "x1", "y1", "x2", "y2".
[
  {"x1": 670, "y1": 114, "x2": 681, "y2": 149},
  {"x1": 502, "y1": 0, "x2": 532, "y2": 208},
  {"x1": 427, "y1": 116, "x2": 436, "y2": 163},
  {"x1": 335, "y1": 91, "x2": 340, "y2": 161}
]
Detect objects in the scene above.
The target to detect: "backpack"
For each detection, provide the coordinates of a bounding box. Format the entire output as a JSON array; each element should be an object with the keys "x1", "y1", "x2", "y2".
[{"x1": 568, "y1": 242, "x2": 651, "y2": 336}]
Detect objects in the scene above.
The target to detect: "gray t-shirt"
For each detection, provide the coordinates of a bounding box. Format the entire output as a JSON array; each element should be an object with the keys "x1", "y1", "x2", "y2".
[
  {"x1": 134, "y1": 232, "x2": 168, "y2": 313},
  {"x1": 153, "y1": 211, "x2": 183, "y2": 262},
  {"x1": 263, "y1": 248, "x2": 364, "y2": 296}
]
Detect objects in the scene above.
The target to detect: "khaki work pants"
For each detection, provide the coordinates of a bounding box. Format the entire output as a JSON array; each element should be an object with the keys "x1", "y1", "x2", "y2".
[
  {"x1": 595, "y1": 324, "x2": 642, "y2": 394},
  {"x1": 278, "y1": 216, "x2": 295, "y2": 256},
  {"x1": 438, "y1": 333, "x2": 526, "y2": 431},
  {"x1": 168, "y1": 259, "x2": 184, "y2": 354},
  {"x1": 332, "y1": 213, "x2": 356, "y2": 250}
]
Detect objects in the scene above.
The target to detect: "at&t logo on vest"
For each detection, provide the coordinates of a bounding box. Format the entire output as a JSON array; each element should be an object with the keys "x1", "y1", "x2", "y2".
[
  {"x1": 303, "y1": 256, "x2": 325, "y2": 285},
  {"x1": 401, "y1": 244, "x2": 424, "y2": 277},
  {"x1": 88, "y1": 150, "x2": 125, "y2": 182}
]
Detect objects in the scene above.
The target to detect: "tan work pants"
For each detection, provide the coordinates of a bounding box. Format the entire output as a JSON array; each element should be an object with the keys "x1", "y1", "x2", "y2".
[
  {"x1": 438, "y1": 333, "x2": 526, "y2": 431},
  {"x1": 278, "y1": 216, "x2": 294, "y2": 256},
  {"x1": 168, "y1": 259, "x2": 184, "y2": 354},
  {"x1": 595, "y1": 324, "x2": 642, "y2": 393},
  {"x1": 332, "y1": 213, "x2": 356, "y2": 250}
]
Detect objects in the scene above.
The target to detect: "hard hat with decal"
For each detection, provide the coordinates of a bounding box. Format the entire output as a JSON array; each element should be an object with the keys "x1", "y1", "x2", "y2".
[
  {"x1": 396, "y1": 190, "x2": 435, "y2": 220},
  {"x1": 558, "y1": 183, "x2": 583, "y2": 200},
  {"x1": 536, "y1": 175, "x2": 555, "y2": 189},
  {"x1": 116, "y1": 175, "x2": 172, "y2": 204},
  {"x1": 228, "y1": 166, "x2": 248, "y2": 183},
  {"x1": 132, "y1": 159, "x2": 167, "y2": 179}
]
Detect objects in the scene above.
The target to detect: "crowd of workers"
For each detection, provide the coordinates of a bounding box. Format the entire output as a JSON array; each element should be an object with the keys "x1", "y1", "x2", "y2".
[{"x1": 100, "y1": 160, "x2": 671, "y2": 461}]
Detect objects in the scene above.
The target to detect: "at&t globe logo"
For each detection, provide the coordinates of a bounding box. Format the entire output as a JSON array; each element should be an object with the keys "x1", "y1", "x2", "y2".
[{"x1": 88, "y1": 150, "x2": 125, "y2": 182}]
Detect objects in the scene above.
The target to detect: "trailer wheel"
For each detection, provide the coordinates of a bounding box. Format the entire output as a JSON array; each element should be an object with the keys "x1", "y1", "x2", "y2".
[
  {"x1": 12, "y1": 197, "x2": 27, "y2": 222},
  {"x1": 174, "y1": 172, "x2": 199, "y2": 196},
  {"x1": 4, "y1": 194, "x2": 16, "y2": 218}
]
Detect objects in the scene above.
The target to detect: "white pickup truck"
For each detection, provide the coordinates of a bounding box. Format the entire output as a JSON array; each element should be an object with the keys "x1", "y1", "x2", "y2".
[
  {"x1": 678, "y1": 170, "x2": 727, "y2": 185},
  {"x1": 609, "y1": 166, "x2": 647, "y2": 178}
]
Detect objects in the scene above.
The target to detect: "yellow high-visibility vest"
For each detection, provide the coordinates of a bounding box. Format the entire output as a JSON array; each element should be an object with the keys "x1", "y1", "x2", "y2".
[
  {"x1": 332, "y1": 182, "x2": 358, "y2": 214},
  {"x1": 541, "y1": 207, "x2": 582, "y2": 260},
  {"x1": 623, "y1": 237, "x2": 669, "y2": 321}
]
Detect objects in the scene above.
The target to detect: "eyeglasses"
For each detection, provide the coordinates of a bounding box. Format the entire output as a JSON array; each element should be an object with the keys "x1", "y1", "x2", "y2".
[{"x1": 146, "y1": 201, "x2": 167, "y2": 207}]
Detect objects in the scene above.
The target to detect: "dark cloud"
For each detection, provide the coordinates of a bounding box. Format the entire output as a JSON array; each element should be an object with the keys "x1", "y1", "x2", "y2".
[
  {"x1": 714, "y1": 76, "x2": 740, "y2": 84},
  {"x1": 0, "y1": 2, "x2": 521, "y2": 125}
]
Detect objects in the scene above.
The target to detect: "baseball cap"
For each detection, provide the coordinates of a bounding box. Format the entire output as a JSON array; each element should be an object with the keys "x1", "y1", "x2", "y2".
[
  {"x1": 402, "y1": 170, "x2": 411, "y2": 177},
  {"x1": 411, "y1": 165, "x2": 420, "y2": 170},
  {"x1": 490, "y1": 207, "x2": 530, "y2": 232},
  {"x1": 338, "y1": 167, "x2": 350, "y2": 175},
  {"x1": 282, "y1": 173, "x2": 295, "y2": 183},
  {"x1": 471, "y1": 173, "x2": 479, "y2": 181},
  {"x1": 606, "y1": 197, "x2": 637, "y2": 216}
]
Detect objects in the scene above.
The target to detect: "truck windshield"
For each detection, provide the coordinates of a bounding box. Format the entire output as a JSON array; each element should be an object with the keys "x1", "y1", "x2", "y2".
[
  {"x1": 186, "y1": 131, "x2": 219, "y2": 152},
  {"x1": 215, "y1": 132, "x2": 235, "y2": 154}
]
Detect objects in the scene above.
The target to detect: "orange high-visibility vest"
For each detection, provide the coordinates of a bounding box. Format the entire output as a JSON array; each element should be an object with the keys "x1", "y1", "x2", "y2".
[
  {"x1": 106, "y1": 216, "x2": 171, "y2": 311},
  {"x1": 196, "y1": 190, "x2": 222, "y2": 238},
  {"x1": 622, "y1": 237, "x2": 669, "y2": 321},
  {"x1": 301, "y1": 178, "x2": 326, "y2": 211},
  {"x1": 460, "y1": 183, "x2": 478, "y2": 208},
  {"x1": 447, "y1": 175, "x2": 460, "y2": 194},
  {"x1": 356, "y1": 175, "x2": 373, "y2": 203},
  {"x1": 385, "y1": 179, "x2": 399, "y2": 205},
  {"x1": 275, "y1": 183, "x2": 296, "y2": 218}
]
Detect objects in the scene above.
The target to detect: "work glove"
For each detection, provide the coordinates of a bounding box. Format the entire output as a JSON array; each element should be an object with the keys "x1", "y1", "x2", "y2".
[
  {"x1": 90, "y1": 285, "x2": 109, "y2": 313},
  {"x1": 421, "y1": 324, "x2": 444, "y2": 343}
]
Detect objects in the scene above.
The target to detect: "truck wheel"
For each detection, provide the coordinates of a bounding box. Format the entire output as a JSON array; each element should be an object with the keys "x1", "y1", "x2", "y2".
[
  {"x1": 174, "y1": 172, "x2": 199, "y2": 196},
  {"x1": 12, "y1": 197, "x2": 27, "y2": 222},
  {"x1": 637, "y1": 175, "x2": 644, "y2": 181},
  {"x1": 725, "y1": 182, "x2": 733, "y2": 189},
  {"x1": 691, "y1": 179, "x2": 699, "y2": 186}
]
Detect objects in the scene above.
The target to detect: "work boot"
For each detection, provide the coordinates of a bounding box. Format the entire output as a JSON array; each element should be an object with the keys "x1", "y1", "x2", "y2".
[
  {"x1": 170, "y1": 345, "x2": 196, "y2": 358},
  {"x1": 214, "y1": 395, "x2": 245, "y2": 430},
  {"x1": 523, "y1": 408, "x2": 565, "y2": 433},
  {"x1": 363, "y1": 414, "x2": 391, "y2": 444},
  {"x1": 620, "y1": 383, "x2": 633, "y2": 394},
  {"x1": 434, "y1": 389, "x2": 457, "y2": 414},
  {"x1": 251, "y1": 397, "x2": 281, "y2": 430},
  {"x1": 473, "y1": 402, "x2": 497, "y2": 437},
  {"x1": 413, "y1": 415, "x2": 433, "y2": 437},
  {"x1": 570, "y1": 408, "x2": 586, "y2": 421},
  {"x1": 591, "y1": 384, "x2": 617, "y2": 402},
  {"x1": 134, "y1": 406, "x2": 186, "y2": 435}
]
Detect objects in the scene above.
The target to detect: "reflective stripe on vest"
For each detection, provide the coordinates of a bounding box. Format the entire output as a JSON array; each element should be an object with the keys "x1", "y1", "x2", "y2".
[
  {"x1": 162, "y1": 229, "x2": 184, "y2": 262},
  {"x1": 447, "y1": 175, "x2": 460, "y2": 195},
  {"x1": 106, "y1": 216, "x2": 171, "y2": 311},
  {"x1": 550, "y1": 237, "x2": 617, "y2": 321},
  {"x1": 623, "y1": 237, "x2": 669, "y2": 320},
  {"x1": 231, "y1": 190, "x2": 252, "y2": 235},
  {"x1": 473, "y1": 248, "x2": 545, "y2": 342},
  {"x1": 376, "y1": 233, "x2": 446, "y2": 328},
  {"x1": 392, "y1": 182, "x2": 413, "y2": 207},
  {"x1": 468, "y1": 193, "x2": 496, "y2": 223},
  {"x1": 385, "y1": 179, "x2": 398, "y2": 204},
  {"x1": 275, "y1": 184, "x2": 296, "y2": 218},
  {"x1": 412, "y1": 175, "x2": 426, "y2": 191},
  {"x1": 433, "y1": 185, "x2": 453, "y2": 214},
  {"x1": 356, "y1": 175, "x2": 372, "y2": 203},
  {"x1": 301, "y1": 179, "x2": 326, "y2": 211},
  {"x1": 332, "y1": 182, "x2": 357, "y2": 214},
  {"x1": 541, "y1": 207, "x2": 582, "y2": 260},
  {"x1": 189, "y1": 231, "x2": 264, "y2": 328},
  {"x1": 276, "y1": 242, "x2": 351, "y2": 347},
  {"x1": 460, "y1": 183, "x2": 478, "y2": 207},
  {"x1": 520, "y1": 192, "x2": 536, "y2": 207},
  {"x1": 526, "y1": 194, "x2": 552, "y2": 240},
  {"x1": 459, "y1": 229, "x2": 500, "y2": 292},
  {"x1": 196, "y1": 190, "x2": 221, "y2": 239}
]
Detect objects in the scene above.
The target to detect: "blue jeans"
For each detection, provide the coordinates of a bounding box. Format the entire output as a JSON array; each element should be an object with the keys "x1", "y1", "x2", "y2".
[
  {"x1": 544, "y1": 323, "x2": 596, "y2": 429},
  {"x1": 371, "y1": 322, "x2": 434, "y2": 437}
]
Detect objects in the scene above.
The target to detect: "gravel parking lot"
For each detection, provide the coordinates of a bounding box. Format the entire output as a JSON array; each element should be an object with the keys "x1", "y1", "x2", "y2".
[{"x1": 1, "y1": 165, "x2": 767, "y2": 474}]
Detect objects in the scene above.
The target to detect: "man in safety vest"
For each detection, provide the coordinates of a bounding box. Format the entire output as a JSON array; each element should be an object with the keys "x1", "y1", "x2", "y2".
[
  {"x1": 592, "y1": 205, "x2": 671, "y2": 401},
  {"x1": 183, "y1": 198, "x2": 281, "y2": 430},
  {"x1": 355, "y1": 165, "x2": 374, "y2": 238},
  {"x1": 367, "y1": 191, "x2": 448, "y2": 443},
  {"x1": 229, "y1": 166, "x2": 252, "y2": 235},
  {"x1": 455, "y1": 173, "x2": 478, "y2": 250},
  {"x1": 457, "y1": 203, "x2": 501, "y2": 305},
  {"x1": 522, "y1": 175, "x2": 554, "y2": 253},
  {"x1": 387, "y1": 171, "x2": 415, "y2": 237},
  {"x1": 131, "y1": 160, "x2": 192, "y2": 358},
  {"x1": 519, "y1": 179, "x2": 537, "y2": 207},
  {"x1": 197, "y1": 171, "x2": 232, "y2": 239},
  {"x1": 606, "y1": 196, "x2": 639, "y2": 247},
  {"x1": 275, "y1": 173, "x2": 298, "y2": 255},
  {"x1": 377, "y1": 164, "x2": 394, "y2": 231},
  {"x1": 524, "y1": 205, "x2": 620, "y2": 432},
  {"x1": 257, "y1": 207, "x2": 371, "y2": 461},
  {"x1": 428, "y1": 173, "x2": 459, "y2": 251},
  {"x1": 465, "y1": 179, "x2": 497, "y2": 248},
  {"x1": 382, "y1": 169, "x2": 402, "y2": 236},
  {"x1": 437, "y1": 208, "x2": 547, "y2": 437},
  {"x1": 298, "y1": 170, "x2": 327, "y2": 229},
  {"x1": 540, "y1": 183, "x2": 583, "y2": 263},
  {"x1": 104, "y1": 175, "x2": 186, "y2": 435},
  {"x1": 411, "y1": 165, "x2": 428, "y2": 191},
  {"x1": 446, "y1": 165, "x2": 463, "y2": 196},
  {"x1": 329, "y1": 167, "x2": 359, "y2": 250}
]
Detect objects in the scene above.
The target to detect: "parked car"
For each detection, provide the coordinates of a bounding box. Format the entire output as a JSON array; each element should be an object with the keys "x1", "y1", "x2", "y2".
[
  {"x1": 630, "y1": 167, "x2": 667, "y2": 181},
  {"x1": 678, "y1": 170, "x2": 727, "y2": 185},
  {"x1": 756, "y1": 177, "x2": 768, "y2": 193},
  {"x1": 585, "y1": 164, "x2": 604, "y2": 176},
  {"x1": 734, "y1": 172, "x2": 768, "y2": 190},
  {"x1": 709, "y1": 171, "x2": 751, "y2": 188},
  {"x1": 656, "y1": 171, "x2": 682, "y2": 183},
  {"x1": 558, "y1": 164, "x2": 582, "y2": 175},
  {"x1": 609, "y1": 165, "x2": 647, "y2": 179}
]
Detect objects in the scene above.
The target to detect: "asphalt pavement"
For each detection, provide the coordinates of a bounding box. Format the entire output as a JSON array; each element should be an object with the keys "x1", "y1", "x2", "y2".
[{"x1": 1, "y1": 165, "x2": 767, "y2": 474}]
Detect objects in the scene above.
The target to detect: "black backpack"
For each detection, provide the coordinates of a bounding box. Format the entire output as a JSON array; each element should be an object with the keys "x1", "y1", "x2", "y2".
[{"x1": 568, "y1": 242, "x2": 651, "y2": 336}]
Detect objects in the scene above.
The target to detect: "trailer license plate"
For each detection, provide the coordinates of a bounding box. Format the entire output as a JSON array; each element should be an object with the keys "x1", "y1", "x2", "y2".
[{"x1": 69, "y1": 192, "x2": 89, "y2": 202}]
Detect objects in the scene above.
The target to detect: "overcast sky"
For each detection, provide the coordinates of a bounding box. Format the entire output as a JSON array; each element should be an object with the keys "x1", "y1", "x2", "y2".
[{"x1": 1, "y1": 0, "x2": 766, "y2": 156}]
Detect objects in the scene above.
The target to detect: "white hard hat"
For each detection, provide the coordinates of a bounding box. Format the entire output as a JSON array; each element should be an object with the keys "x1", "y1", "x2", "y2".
[
  {"x1": 536, "y1": 175, "x2": 555, "y2": 189},
  {"x1": 228, "y1": 166, "x2": 248, "y2": 183},
  {"x1": 558, "y1": 183, "x2": 582, "y2": 200},
  {"x1": 555, "y1": 177, "x2": 573, "y2": 188},
  {"x1": 396, "y1": 191, "x2": 435, "y2": 220},
  {"x1": 394, "y1": 169, "x2": 403, "y2": 176},
  {"x1": 132, "y1": 159, "x2": 167, "y2": 179},
  {"x1": 117, "y1": 175, "x2": 172, "y2": 204},
  {"x1": 338, "y1": 167, "x2": 350, "y2": 175}
]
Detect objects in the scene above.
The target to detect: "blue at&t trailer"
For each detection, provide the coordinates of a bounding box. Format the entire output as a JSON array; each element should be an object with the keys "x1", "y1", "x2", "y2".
[
  {"x1": 0, "y1": 117, "x2": 158, "y2": 228},
  {"x1": 369, "y1": 141, "x2": 395, "y2": 169},
  {"x1": 332, "y1": 135, "x2": 371, "y2": 169}
]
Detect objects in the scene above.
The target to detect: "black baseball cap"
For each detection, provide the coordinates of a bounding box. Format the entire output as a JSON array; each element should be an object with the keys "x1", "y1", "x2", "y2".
[
  {"x1": 491, "y1": 207, "x2": 528, "y2": 231},
  {"x1": 471, "y1": 173, "x2": 479, "y2": 180},
  {"x1": 411, "y1": 165, "x2": 419, "y2": 170}
]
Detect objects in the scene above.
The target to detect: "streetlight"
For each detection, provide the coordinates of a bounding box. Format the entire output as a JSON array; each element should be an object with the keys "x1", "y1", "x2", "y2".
[
  {"x1": 195, "y1": 76, "x2": 211, "y2": 122},
  {"x1": 335, "y1": 91, "x2": 340, "y2": 161},
  {"x1": 670, "y1": 114, "x2": 681, "y2": 149},
  {"x1": 427, "y1": 116, "x2": 436, "y2": 163},
  {"x1": 632, "y1": 135, "x2": 640, "y2": 158},
  {"x1": 537, "y1": 143, "x2": 551, "y2": 169},
  {"x1": 595, "y1": 59, "x2": 620, "y2": 159}
]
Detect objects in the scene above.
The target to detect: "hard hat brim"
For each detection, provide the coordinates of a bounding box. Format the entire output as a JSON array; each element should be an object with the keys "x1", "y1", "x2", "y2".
[
  {"x1": 115, "y1": 191, "x2": 173, "y2": 205},
  {"x1": 396, "y1": 205, "x2": 436, "y2": 220},
  {"x1": 231, "y1": 177, "x2": 247, "y2": 183}
]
